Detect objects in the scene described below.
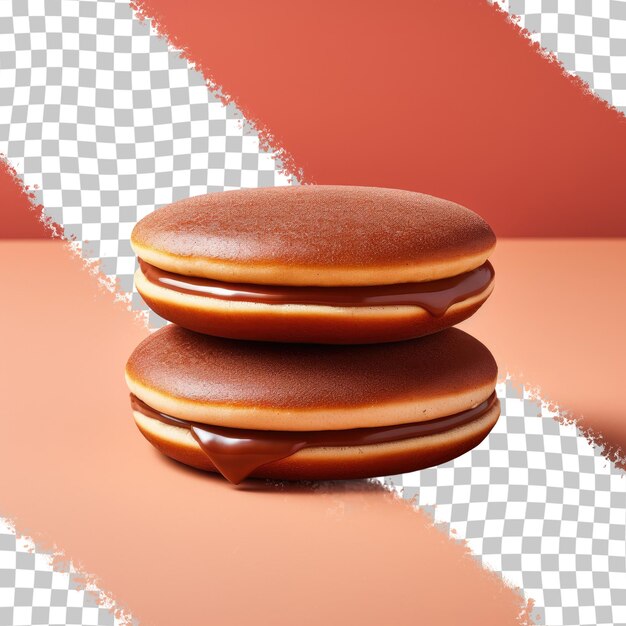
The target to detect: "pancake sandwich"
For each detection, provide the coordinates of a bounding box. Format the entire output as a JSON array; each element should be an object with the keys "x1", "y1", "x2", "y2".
[
  {"x1": 126, "y1": 325, "x2": 499, "y2": 484},
  {"x1": 131, "y1": 186, "x2": 496, "y2": 344}
]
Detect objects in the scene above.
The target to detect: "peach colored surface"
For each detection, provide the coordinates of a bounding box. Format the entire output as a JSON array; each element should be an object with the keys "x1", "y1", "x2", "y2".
[
  {"x1": 461, "y1": 239, "x2": 626, "y2": 460},
  {"x1": 0, "y1": 241, "x2": 532, "y2": 625}
]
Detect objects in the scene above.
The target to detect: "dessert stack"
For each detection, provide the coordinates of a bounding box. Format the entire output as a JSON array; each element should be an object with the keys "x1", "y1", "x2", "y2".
[{"x1": 125, "y1": 186, "x2": 499, "y2": 484}]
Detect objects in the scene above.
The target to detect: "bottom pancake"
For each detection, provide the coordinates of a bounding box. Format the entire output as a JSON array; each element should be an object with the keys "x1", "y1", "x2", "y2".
[{"x1": 132, "y1": 399, "x2": 500, "y2": 483}]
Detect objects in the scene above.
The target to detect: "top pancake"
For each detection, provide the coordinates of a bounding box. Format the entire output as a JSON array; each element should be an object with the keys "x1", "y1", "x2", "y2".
[
  {"x1": 131, "y1": 186, "x2": 496, "y2": 286},
  {"x1": 125, "y1": 325, "x2": 497, "y2": 430}
]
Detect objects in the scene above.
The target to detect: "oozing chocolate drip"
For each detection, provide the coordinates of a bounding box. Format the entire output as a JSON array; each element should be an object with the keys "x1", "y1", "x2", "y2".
[
  {"x1": 130, "y1": 393, "x2": 497, "y2": 484},
  {"x1": 138, "y1": 259, "x2": 494, "y2": 317}
]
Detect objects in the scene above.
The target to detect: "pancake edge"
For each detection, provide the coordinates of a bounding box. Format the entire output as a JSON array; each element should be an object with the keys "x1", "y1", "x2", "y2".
[
  {"x1": 131, "y1": 240, "x2": 495, "y2": 286},
  {"x1": 132, "y1": 400, "x2": 501, "y2": 480},
  {"x1": 133, "y1": 266, "x2": 495, "y2": 318},
  {"x1": 125, "y1": 369, "x2": 497, "y2": 431}
]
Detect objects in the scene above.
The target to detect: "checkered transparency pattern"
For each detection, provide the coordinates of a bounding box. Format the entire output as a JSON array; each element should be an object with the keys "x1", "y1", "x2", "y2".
[
  {"x1": 381, "y1": 381, "x2": 626, "y2": 626},
  {"x1": 0, "y1": 0, "x2": 624, "y2": 328},
  {"x1": 1, "y1": 383, "x2": 624, "y2": 626},
  {"x1": 1, "y1": 1, "x2": 626, "y2": 625},
  {"x1": 0, "y1": 0, "x2": 294, "y2": 327},
  {"x1": 0, "y1": 519, "x2": 121, "y2": 626},
  {"x1": 502, "y1": 0, "x2": 626, "y2": 113}
]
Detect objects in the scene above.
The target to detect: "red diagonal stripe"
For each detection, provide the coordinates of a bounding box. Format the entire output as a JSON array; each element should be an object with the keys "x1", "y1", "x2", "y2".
[{"x1": 137, "y1": 0, "x2": 626, "y2": 236}]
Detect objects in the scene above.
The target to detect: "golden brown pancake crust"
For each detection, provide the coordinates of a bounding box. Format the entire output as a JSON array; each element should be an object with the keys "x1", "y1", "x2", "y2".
[
  {"x1": 126, "y1": 325, "x2": 497, "y2": 411},
  {"x1": 131, "y1": 186, "x2": 496, "y2": 283}
]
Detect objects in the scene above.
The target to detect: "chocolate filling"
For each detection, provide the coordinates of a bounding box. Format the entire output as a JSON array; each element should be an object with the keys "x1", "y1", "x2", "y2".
[
  {"x1": 131, "y1": 393, "x2": 497, "y2": 484},
  {"x1": 138, "y1": 259, "x2": 494, "y2": 317}
]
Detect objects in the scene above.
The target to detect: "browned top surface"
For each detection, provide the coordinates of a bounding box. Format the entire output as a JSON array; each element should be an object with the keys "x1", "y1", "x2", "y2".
[
  {"x1": 126, "y1": 325, "x2": 497, "y2": 409},
  {"x1": 131, "y1": 186, "x2": 495, "y2": 269}
]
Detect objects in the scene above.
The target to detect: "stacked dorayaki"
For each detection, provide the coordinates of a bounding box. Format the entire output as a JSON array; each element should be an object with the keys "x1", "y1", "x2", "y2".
[{"x1": 125, "y1": 186, "x2": 499, "y2": 484}]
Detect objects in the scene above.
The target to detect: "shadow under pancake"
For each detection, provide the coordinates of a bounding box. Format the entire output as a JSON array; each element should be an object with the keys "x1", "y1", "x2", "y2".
[{"x1": 152, "y1": 448, "x2": 392, "y2": 495}]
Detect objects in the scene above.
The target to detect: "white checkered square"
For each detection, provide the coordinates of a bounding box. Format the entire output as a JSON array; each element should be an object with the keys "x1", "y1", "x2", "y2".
[
  {"x1": 506, "y1": 0, "x2": 626, "y2": 112},
  {"x1": 0, "y1": 0, "x2": 295, "y2": 328},
  {"x1": 0, "y1": 519, "x2": 124, "y2": 626},
  {"x1": 382, "y1": 380, "x2": 626, "y2": 626}
]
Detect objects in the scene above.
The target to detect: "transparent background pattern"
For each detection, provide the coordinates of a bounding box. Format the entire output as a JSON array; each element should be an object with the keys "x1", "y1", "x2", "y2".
[
  {"x1": 0, "y1": 518, "x2": 123, "y2": 626},
  {"x1": 498, "y1": 0, "x2": 626, "y2": 113},
  {"x1": 1, "y1": 1, "x2": 625, "y2": 625},
  {"x1": 382, "y1": 382, "x2": 626, "y2": 626},
  {"x1": 0, "y1": 0, "x2": 294, "y2": 326}
]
